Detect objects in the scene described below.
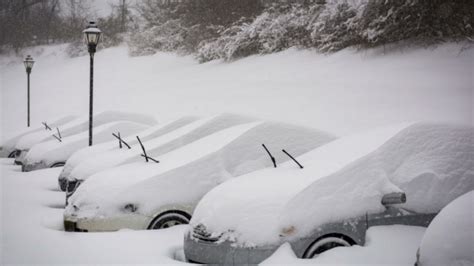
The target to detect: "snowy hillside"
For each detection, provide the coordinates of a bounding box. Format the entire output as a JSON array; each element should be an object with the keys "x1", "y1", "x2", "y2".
[{"x1": 1, "y1": 43, "x2": 472, "y2": 143}]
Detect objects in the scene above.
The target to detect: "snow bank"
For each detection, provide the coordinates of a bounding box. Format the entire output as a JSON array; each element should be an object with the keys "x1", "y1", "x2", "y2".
[
  {"x1": 25, "y1": 121, "x2": 149, "y2": 166},
  {"x1": 262, "y1": 225, "x2": 426, "y2": 265},
  {"x1": 15, "y1": 110, "x2": 156, "y2": 150},
  {"x1": 191, "y1": 123, "x2": 411, "y2": 246},
  {"x1": 418, "y1": 191, "x2": 474, "y2": 266},
  {"x1": 191, "y1": 123, "x2": 473, "y2": 247},
  {"x1": 2, "y1": 44, "x2": 472, "y2": 142},
  {"x1": 67, "y1": 113, "x2": 254, "y2": 181},
  {"x1": 67, "y1": 122, "x2": 262, "y2": 218},
  {"x1": 0, "y1": 115, "x2": 76, "y2": 156},
  {"x1": 60, "y1": 116, "x2": 197, "y2": 179},
  {"x1": 0, "y1": 160, "x2": 189, "y2": 264}
]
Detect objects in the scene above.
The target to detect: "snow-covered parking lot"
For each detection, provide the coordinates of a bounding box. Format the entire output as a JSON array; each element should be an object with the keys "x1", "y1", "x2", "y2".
[{"x1": 2, "y1": 158, "x2": 429, "y2": 265}]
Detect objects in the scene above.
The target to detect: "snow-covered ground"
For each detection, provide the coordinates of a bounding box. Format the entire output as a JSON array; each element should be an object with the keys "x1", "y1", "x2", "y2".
[
  {"x1": 1, "y1": 158, "x2": 427, "y2": 264},
  {"x1": 1, "y1": 43, "x2": 473, "y2": 142},
  {"x1": 1, "y1": 42, "x2": 472, "y2": 264}
]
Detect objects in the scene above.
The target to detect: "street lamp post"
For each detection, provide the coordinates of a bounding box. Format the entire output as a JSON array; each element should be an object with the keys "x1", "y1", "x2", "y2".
[
  {"x1": 83, "y1": 21, "x2": 102, "y2": 146},
  {"x1": 23, "y1": 55, "x2": 35, "y2": 127}
]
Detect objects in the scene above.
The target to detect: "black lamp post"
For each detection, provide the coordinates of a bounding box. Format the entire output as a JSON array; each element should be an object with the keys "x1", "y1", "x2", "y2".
[
  {"x1": 23, "y1": 55, "x2": 35, "y2": 127},
  {"x1": 83, "y1": 21, "x2": 101, "y2": 146}
]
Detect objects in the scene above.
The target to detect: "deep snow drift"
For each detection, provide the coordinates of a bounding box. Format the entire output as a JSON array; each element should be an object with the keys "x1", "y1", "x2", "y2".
[{"x1": 2, "y1": 43, "x2": 472, "y2": 143}]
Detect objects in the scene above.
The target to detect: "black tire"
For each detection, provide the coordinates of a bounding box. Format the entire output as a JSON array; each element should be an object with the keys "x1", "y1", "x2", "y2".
[
  {"x1": 303, "y1": 235, "x2": 353, "y2": 258},
  {"x1": 148, "y1": 211, "x2": 191, "y2": 230},
  {"x1": 8, "y1": 151, "x2": 16, "y2": 158},
  {"x1": 51, "y1": 162, "x2": 65, "y2": 168}
]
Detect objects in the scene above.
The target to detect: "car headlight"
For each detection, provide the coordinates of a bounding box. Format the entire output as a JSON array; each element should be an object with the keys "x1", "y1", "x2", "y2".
[{"x1": 123, "y1": 203, "x2": 138, "y2": 213}]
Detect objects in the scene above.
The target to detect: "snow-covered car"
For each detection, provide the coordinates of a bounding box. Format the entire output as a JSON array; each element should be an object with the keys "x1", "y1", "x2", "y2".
[
  {"x1": 184, "y1": 123, "x2": 474, "y2": 264},
  {"x1": 13, "y1": 111, "x2": 157, "y2": 166},
  {"x1": 63, "y1": 121, "x2": 335, "y2": 232},
  {"x1": 0, "y1": 115, "x2": 76, "y2": 158},
  {"x1": 57, "y1": 116, "x2": 197, "y2": 191},
  {"x1": 415, "y1": 191, "x2": 473, "y2": 266},
  {"x1": 61, "y1": 113, "x2": 255, "y2": 194},
  {"x1": 21, "y1": 121, "x2": 151, "y2": 172}
]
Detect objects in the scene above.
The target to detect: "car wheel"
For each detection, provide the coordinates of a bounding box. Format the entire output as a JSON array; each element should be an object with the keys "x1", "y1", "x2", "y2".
[
  {"x1": 51, "y1": 162, "x2": 65, "y2": 168},
  {"x1": 303, "y1": 235, "x2": 352, "y2": 258},
  {"x1": 8, "y1": 151, "x2": 16, "y2": 158},
  {"x1": 148, "y1": 211, "x2": 191, "y2": 230}
]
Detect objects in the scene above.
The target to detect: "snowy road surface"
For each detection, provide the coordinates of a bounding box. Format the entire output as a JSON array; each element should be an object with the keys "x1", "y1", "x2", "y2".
[{"x1": 1, "y1": 158, "x2": 425, "y2": 264}]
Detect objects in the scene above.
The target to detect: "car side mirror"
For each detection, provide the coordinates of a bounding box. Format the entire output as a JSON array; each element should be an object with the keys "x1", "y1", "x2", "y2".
[{"x1": 381, "y1": 192, "x2": 406, "y2": 206}]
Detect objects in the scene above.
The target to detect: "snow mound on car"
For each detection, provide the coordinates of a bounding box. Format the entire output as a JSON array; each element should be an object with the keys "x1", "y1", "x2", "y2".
[
  {"x1": 113, "y1": 121, "x2": 335, "y2": 216},
  {"x1": 15, "y1": 111, "x2": 156, "y2": 150},
  {"x1": 59, "y1": 116, "x2": 197, "y2": 180},
  {"x1": 67, "y1": 122, "x2": 262, "y2": 217},
  {"x1": 282, "y1": 124, "x2": 474, "y2": 240},
  {"x1": 418, "y1": 191, "x2": 474, "y2": 266},
  {"x1": 191, "y1": 123, "x2": 411, "y2": 246},
  {"x1": 67, "y1": 113, "x2": 255, "y2": 182},
  {"x1": 0, "y1": 115, "x2": 76, "y2": 157},
  {"x1": 25, "y1": 121, "x2": 149, "y2": 165}
]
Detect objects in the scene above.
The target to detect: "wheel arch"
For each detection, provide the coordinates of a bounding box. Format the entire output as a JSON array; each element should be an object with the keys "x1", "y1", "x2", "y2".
[
  {"x1": 291, "y1": 218, "x2": 367, "y2": 258},
  {"x1": 50, "y1": 161, "x2": 66, "y2": 168},
  {"x1": 147, "y1": 208, "x2": 192, "y2": 230},
  {"x1": 302, "y1": 232, "x2": 356, "y2": 258}
]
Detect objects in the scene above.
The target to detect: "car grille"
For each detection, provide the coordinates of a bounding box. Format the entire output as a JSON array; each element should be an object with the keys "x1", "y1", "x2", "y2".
[
  {"x1": 59, "y1": 179, "x2": 67, "y2": 191},
  {"x1": 66, "y1": 180, "x2": 82, "y2": 194},
  {"x1": 192, "y1": 224, "x2": 221, "y2": 243},
  {"x1": 64, "y1": 220, "x2": 88, "y2": 232}
]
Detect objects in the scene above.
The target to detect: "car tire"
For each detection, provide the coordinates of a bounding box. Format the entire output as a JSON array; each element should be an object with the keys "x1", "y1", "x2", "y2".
[
  {"x1": 148, "y1": 211, "x2": 191, "y2": 230},
  {"x1": 303, "y1": 235, "x2": 353, "y2": 258},
  {"x1": 51, "y1": 162, "x2": 65, "y2": 168}
]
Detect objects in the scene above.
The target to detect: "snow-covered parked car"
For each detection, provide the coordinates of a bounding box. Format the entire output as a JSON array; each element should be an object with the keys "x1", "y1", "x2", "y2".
[
  {"x1": 13, "y1": 110, "x2": 157, "y2": 166},
  {"x1": 63, "y1": 121, "x2": 335, "y2": 232},
  {"x1": 0, "y1": 115, "x2": 76, "y2": 158},
  {"x1": 184, "y1": 123, "x2": 473, "y2": 264},
  {"x1": 61, "y1": 114, "x2": 255, "y2": 195},
  {"x1": 21, "y1": 121, "x2": 151, "y2": 172},
  {"x1": 57, "y1": 116, "x2": 197, "y2": 191},
  {"x1": 415, "y1": 190, "x2": 473, "y2": 266}
]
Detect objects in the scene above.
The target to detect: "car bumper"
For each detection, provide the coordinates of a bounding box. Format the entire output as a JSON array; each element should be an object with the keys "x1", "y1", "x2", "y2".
[
  {"x1": 64, "y1": 214, "x2": 150, "y2": 232},
  {"x1": 183, "y1": 231, "x2": 279, "y2": 264},
  {"x1": 64, "y1": 220, "x2": 88, "y2": 232},
  {"x1": 22, "y1": 161, "x2": 47, "y2": 172}
]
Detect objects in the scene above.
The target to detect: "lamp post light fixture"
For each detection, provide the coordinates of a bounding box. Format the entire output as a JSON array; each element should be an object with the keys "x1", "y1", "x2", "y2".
[
  {"x1": 23, "y1": 55, "x2": 35, "y2": 127},
  {"x1": 83, "y1": 21, "x2": 102, "y2": 146}
]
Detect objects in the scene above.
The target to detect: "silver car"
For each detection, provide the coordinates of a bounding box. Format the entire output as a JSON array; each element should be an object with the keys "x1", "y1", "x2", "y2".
[
  {"x1": 184, "y1": 123, "x2": 473, "y2": 264},
  {"x1": 184, "y1": 193, "x2": 436, "y2": 264}
]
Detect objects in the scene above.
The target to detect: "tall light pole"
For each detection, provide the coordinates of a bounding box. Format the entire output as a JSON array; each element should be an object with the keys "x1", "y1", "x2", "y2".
[
  {"x1": 23, "y1": 55, "x2": 35, "y2": 127},
  {"x1": 83, "y1": 21, "x2": 102, "y2": 146}
]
